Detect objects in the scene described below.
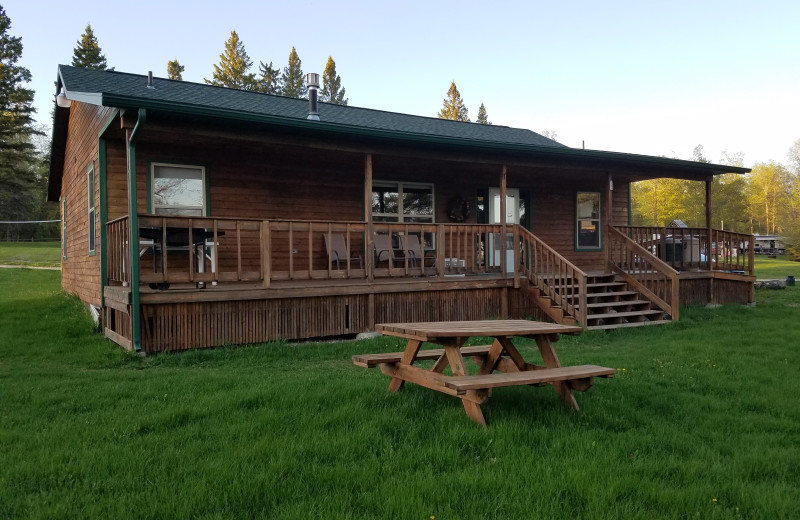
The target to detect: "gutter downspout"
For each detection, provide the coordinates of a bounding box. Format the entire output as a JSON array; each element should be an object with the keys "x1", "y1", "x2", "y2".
[{"x1": 126, "y1": 108, "x2": 146, "y2": 352}]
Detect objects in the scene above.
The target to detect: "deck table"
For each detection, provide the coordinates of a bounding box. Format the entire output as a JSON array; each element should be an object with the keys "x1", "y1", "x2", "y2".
[{"x1": 353, "y1": 320, "x2": 615, "y2": 427}]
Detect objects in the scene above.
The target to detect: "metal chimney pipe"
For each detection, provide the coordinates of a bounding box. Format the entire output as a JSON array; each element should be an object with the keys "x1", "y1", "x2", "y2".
[
  {"x1": 146, "y1": 71, "x2": 155, "y2": 89},
  {"x1": 306, "y1": 73, "x2": 320, "y2": 121}
]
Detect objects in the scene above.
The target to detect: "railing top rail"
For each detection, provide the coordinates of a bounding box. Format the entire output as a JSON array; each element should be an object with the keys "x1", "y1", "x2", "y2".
[
  {"x1": 106, "y1": 215, "x2": 130, "y2": 225},
  {"x1": 518, "y1": 226, "x2": 588, "y2": 278},
  {"x1": 619, "y1": 225, "x2": 753, "y2": 239},
  {"x1": 609, "y1": 226, "x2": 680, "y2": 276}
]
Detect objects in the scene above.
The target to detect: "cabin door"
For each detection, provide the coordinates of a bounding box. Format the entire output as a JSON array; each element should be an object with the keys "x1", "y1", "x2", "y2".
[{"x1": 488, "y1": 188, "x2": 519, "y2": 272}]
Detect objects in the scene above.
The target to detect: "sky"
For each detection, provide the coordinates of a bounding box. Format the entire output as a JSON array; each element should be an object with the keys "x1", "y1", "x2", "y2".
[{"x1": 4, "y1": 0, "x2": 799, "y2": 168}]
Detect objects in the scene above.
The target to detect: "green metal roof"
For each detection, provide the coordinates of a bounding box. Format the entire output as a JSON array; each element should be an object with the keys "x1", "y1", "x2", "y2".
[
  {"x1": 49, "y1": 65, "x2": 751, "y2": 201},
  {"x1": 58, "y1": 65, "x2": 566, "y2": 149}
]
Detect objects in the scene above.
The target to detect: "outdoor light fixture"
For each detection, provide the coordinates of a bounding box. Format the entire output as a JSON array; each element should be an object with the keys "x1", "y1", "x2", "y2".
[{"x1": 56, "y1": 87, "x2": 71, "y2": 108}]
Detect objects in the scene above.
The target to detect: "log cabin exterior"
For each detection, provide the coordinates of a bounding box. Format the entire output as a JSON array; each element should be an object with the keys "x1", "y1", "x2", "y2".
[{"x1": 49, "y1": 65, "x2": 754, "y2": 354}]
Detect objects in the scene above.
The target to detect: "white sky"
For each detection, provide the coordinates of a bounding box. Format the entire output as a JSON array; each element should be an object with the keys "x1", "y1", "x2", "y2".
[{"x1": 5, "y1": 0, "x2": 800, "y2": 167}]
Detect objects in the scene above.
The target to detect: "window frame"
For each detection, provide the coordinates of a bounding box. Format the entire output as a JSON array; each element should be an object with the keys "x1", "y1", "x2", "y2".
[
  {"x1": 371, "y1": 181, "x2": 435, "y2": 223},
  {"x1": 149, "y1": 162, "x2": 208, "y2": 216},
  {"x1": 62, "y1": 198, "x2": 67, "y2": 260},
  {"x1": 575, "y1": 191, "x2": 602, "y2": 251},
  {"x1": 87, "y1": 163, "x2": 96, "y2": 255}
]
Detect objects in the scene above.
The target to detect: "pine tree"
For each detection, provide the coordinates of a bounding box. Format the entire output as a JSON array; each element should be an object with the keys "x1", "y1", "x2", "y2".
[
  {"x1": 255, "y1": 60, "x2": 281, "y2": 94},
  {"x1": 476, "y1": 103, "x2": 490, "y2": 124},
  {"x1": 71, "y1": 24, "x2": 109, "y2": 70},
  {"x1": 280, "y1": 46, "x2": 306, "y2": 99},
  {"x1": 320, "y1": 56, "x2": 347, "y2": 105},
  {"x1": 205, "y1": 31, "x2": 256, "y2": 90},
  {"x1": 167, "y1": 59, "x2": 184, "y2": 81},
  {"x1": 0, "y1": 6, "x2": 42, "y2": 239},
  {"x1": 438, "y1": 82, "x2": 469, "y2": 122}
]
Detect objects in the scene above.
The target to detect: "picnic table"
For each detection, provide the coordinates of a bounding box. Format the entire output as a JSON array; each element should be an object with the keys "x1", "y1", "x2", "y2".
[{"x1": 353, "y1": 320, "x2": 615, "y2": 427}]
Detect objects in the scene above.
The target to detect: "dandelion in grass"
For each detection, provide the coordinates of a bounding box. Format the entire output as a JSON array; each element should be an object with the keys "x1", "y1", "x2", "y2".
[{"x1": 712, "y1": 498, "x2": 718, "y2": 503}]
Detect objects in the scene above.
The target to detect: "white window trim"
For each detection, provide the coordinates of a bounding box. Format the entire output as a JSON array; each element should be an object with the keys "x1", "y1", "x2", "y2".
[
  {"x1": 575, "y1": 191, "x2": 602, "y2": 250},
  {"x1": 87, "y1": 163, "x2": 96, "y2": 254},
  {"x1": 150, "y1": 162, "x2": 207, "y2": 216}
]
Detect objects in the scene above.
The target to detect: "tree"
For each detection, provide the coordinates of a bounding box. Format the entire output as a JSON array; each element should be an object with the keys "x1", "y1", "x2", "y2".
[
  {"x1": 255, "y1": 60, "x2": 281, "y2": 94},
  {"x1": 788, "y1": 138, "x2": 800, "y2": 174},
  {"x1": 476, "y1": 103, "x2": 490, "y2": 124},
  {"x1": 438, "y1": 82, "x2": 469, "y2": 121},
  {"x1": 320, "y1": 56, "x2": 347, "y2": 105},
  {"x1": 711, "y1": 151, "x2": 748, "y2": 232},
  {"x1": 0, "y1": 6, "x2": 46, "y2": 240},
  {"x1": 205, "y1": 31, "x2": 256, "y2": 90},
  {"x1": 167, "y1": 60, "x2": 184, "y2": 81},
  {"x1": 746, "y1": 161, "x2": 792, "y2": 235},
  {"x1": 71, "y1": 24, "x2": 109, "y2": 70},
  {"x1": 280, "y1": 47, "x2": 306, "y2": 98},
  {"x1": 541, "y1": 130, "x2": 558, "y2": 142}
]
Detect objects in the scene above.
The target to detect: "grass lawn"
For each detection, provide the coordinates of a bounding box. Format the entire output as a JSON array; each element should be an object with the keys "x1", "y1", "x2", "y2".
[
  {"x1": 753, "y1": 254, "x2": 800, "y2": 280},
  {"x1": 0, "y1": 241, "x2": 61, "y2": 267},
  {"x1": 1, "y1": 270, "x2": 799, "y2": 519}
]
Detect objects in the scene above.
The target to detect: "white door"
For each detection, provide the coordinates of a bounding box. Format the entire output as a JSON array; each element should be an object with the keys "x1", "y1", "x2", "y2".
[{"x1": 488, "y1": 188, "x2": 519, "y2": 272}]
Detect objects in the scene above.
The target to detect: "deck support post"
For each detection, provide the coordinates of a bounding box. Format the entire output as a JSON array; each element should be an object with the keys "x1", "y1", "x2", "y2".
[
  {"x1": 365, "y1": 154, "x2": 374, "y2": 283},
  {"x1": 125, "y1": 108, "x2": 145, "y2": 352},
  {"x1": 705, "y1": 179, "x2": 713, "y2": 271},
  {"x1": 606, "y1": 173, "x2": 613, "y2": 269},
  {"x1": 500, "y1": 165, "x2": 507, "y2": 279}
]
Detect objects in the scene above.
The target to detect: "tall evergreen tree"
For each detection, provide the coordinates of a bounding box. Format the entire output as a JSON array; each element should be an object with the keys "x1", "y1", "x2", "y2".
[
  {"x1": 205, "y1": 31, "x2": 256, "y2": 90},
  {"x1": 320, "y1": 56, "x2": 347, "y2": 105},
  {"x1": 0, "y1": 6, "x2": 43, "y2": 239},
  {"x1": 280, "y1": 46, "x2": 306, "y2": 98},
  {"x1": 71, "y1": 24, "x2": 109, "y2": 70},
  {"x1": 167, "y1": 59, "x2": 184, "y2": 81},
  {"x1": 255, "y1": 60, "x2": 281, "y2": 94},
  {"x1": 476, "y1": 103, "x2": 490, "y2": 124},
  {"x1": 438, "y1": 82, "x2": 469, "y2": 122}
]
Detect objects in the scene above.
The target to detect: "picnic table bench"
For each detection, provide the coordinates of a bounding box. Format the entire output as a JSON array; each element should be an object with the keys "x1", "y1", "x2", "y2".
[{"x1": 353, "y1": 320, "x2": 615, "y2": 427}]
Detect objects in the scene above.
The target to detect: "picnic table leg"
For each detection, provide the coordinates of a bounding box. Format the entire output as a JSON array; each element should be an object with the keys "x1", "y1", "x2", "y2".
[
  {"x1": 444, "y1": 340, "x2": 487, "y2": 428},
  {"x1": 534, "y1": 334, "x2": 579, "y2": 411},
  {"x1": 388, "y1": 339, "x2": 422, "y2": 392}
]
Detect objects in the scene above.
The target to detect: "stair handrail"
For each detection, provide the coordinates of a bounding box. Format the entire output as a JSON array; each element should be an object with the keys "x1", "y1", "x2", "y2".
[
  {"x1": 517, "y1": 226, "x2": 588, "y2": 326},
  {"x1": 607, "y1": 226, "x2": 680, "y2": 320}
]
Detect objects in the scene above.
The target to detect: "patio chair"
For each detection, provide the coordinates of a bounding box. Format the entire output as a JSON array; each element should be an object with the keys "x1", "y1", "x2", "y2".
[
  {"x1": 324, "y1": 233, "x2": 363, "y2": 270},
  {"x1": 403, "y1": 234, "x2": 437, "y2": 269},
  {"x1": 373, "y1": 233, "x2": 398, "y2": 268}
]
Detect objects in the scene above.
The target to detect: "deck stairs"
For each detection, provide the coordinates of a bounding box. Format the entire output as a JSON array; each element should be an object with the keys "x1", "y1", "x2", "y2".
[{"x1": 523, "y1": 272, "x2": 672, "y2": 330}]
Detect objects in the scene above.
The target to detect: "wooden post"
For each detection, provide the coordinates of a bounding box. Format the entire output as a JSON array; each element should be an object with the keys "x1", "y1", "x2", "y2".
[
  {"x1": 606, "y1": 173, "x2": 613, "y2": 269},
  {"x1": 500, "y1": 165, "x2": 507, "y2": 278},
  {"x1": 365, "y1": 154, "x2": 374, "y2": 283},
  {"x1": 706, "y1": 179, "x2": 712, "y2": 271},
  {"x1": 260, "y1": 220, "x2": 271, "y2": 287}
]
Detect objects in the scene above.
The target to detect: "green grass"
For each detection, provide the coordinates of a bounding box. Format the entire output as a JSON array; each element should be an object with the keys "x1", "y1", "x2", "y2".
[
  {"x1": 0, "y1": 241, "x2": 61, "y2": 267},
  {"x1": 1, "y1": 269, "x2": 799, "y2": 519},
  {"x1": 753, "y1": 254, "x2": 800, "y2": 280}
]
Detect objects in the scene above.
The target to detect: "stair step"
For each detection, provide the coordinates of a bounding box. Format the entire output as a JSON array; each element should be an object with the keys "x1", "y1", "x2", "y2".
[
  {"x1": 586, "y1": 320, "x2": 672, "y2": 331},
  {"x1": 586, "y1": 310, "x2": 664, "y2": 320},
  {"x1": 586, "y1": 282, "x2": 627, "y2": 289},
  {"x1": 565, "y1": 291, "x2": 640, "y2": 301},
  {"x1": 585, "y1": 300, "x2": 653, "y2": 309}
]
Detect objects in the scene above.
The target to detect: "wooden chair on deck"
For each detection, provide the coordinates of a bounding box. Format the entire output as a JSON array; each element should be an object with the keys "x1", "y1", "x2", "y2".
[{"x1": 324, "y1": 233, "x2": 363, "y2": 270}]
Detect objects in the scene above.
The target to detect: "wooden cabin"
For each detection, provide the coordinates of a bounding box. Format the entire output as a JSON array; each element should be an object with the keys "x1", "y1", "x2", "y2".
[{"x1": 49, "y1": 65, "x2": 755, "y2": 354}]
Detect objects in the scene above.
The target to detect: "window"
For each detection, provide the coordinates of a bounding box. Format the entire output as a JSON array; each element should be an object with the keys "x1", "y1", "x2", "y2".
[
  {"x1": 372, "y1": 182, "x2": 434, "y2": 223},
  {"x1": 576, "y1": 192, "x2": 601, "y2": 250},
  {"x1": 62, "y1": 198, "x2": 67, "y2": 259},
  {"x1": 372, "y1": 182, "x2": 434, "y2": 247},
  {"x1": 87, "y1": 164, "x2": 96, "y2": 254},
  {"x1": 151, "y1": 163, "x2": 206, "y2": 216}
]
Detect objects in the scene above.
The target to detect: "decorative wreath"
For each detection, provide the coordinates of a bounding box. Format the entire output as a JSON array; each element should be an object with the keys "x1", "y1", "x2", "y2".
[{"x1": 447, "y1": 195, "x2": 471, "y2": 223}]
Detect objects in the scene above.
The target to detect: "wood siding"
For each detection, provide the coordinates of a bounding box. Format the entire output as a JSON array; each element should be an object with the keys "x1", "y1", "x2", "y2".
[{"x1": 60, "y1": 103, "x2": 116, "y2": 305}]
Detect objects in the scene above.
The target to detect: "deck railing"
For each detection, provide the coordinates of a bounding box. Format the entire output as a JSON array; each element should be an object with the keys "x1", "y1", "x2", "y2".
[
  {"x1": 106, "y1": 215, "x2": 130, "y2": 285},
  {"x1": 617, "y1": 226, "x2": 753, "y2": 275},
  {"x1": 106, "y1": 215, "x2": 513, "y2": 286},
  {"x1": 518, "y1": 227, "x2": 587, "y2": 325},
  {"x1": 608, "y1": 226, "x2": 680, "y2": 319}
]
